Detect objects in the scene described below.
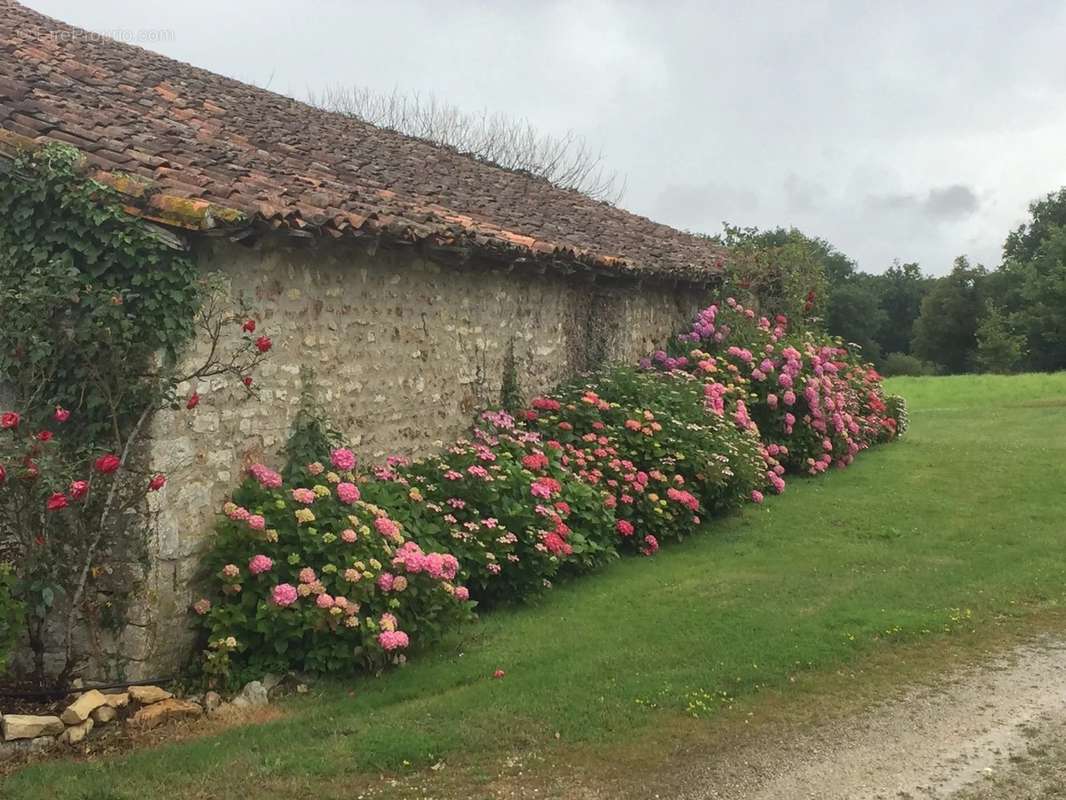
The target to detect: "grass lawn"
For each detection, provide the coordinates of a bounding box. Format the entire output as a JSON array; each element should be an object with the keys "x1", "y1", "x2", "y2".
[{"x1": 4, "y1": 372, "x2": 1066, "y2": 799}]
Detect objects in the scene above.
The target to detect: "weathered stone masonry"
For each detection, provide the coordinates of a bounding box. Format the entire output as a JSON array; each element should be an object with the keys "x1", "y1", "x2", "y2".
[{"x1": 135, "y1": 237, "x2": 712, "y2": 674}]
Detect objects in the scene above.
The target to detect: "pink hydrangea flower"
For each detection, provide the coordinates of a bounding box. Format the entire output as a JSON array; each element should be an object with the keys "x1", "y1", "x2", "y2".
[
  {"x1": 336, "y1": 482, "x2": 360, "y2": 504},
  {"x1": 373, "y1": 516, "x2": 402, "y2": 541},
  {"x1": 291, "y1": 487, "x2": 316, "y2": 504},
  {"x1": 271, "y1": 583, "x2": 298, "y2": 607},
  {"x1": 248, "y1": 554, "x2": 273, "y2": 575},
  {"x1": 248, "y1": 463, "x2": 283, "y2": 489},
  {"x1": 298, "y1": 567, "x2": 317, "y2": 584},
  {"x1": 192, "y1": 598, "x2": 212, "y2": 615},
  {"x1": 316, "y1": 593, "x2": 335, "y2": 609},
  {"x1": 247, "y1": 514, "x2": 266, "y2": 530},
  {"x1": 221, "y1": 564, "x2": 240, "y2": 578},
  {"x1": 377, "y1": 572, "x2": 395, "y2": 592},
  {"x1": 455, "y1": 586, "x2": 470, "y2": 602},
  {"x1": 751, "y1": 490, "x2": 765, "y2": 504},
  {"x1": 341, "y1": 528, "x2": 358, "y2": 543},
  {"x1": 379, "y1": 612, "x2": 397, "y2": 632},
  {"x1": 330, "y1": 448, "x2": 357, "y2": 471},
  {"x1": 378, "y1": 630, "x2": 410, "y2": 651}
]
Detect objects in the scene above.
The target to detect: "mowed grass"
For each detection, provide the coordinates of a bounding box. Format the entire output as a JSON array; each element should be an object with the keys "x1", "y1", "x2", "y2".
[{"x1": 5, "y1": 372, "x2": 1066, "y2": 799}]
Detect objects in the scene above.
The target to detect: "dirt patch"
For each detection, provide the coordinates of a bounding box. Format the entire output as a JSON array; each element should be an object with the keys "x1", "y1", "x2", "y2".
[{"x1": 675, "y1": 636, "x2": 1066, "y2": 799}]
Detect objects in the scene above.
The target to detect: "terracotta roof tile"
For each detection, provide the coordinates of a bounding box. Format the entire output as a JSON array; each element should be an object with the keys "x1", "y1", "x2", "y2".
[{"x1": 0, "y1": 0, "x2": 725, "y2": 281}]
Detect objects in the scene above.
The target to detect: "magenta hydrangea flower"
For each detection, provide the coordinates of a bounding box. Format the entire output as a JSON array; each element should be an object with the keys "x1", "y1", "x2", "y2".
[
  {"x1": 378, "y1": 630, "x2": 410, "y2": 651},
  {"x1": 336, "y1": 482, "x2": 360, "y2": 504},
  {"x1": 248, "y1": 463, "x2": 283, "y2": 489},
  {"x1": 271, "y1": 583, "x2": 298, "y2": 607},
  {"x1": 330, "y1": 447, "x2": 357, "y2": 471}
]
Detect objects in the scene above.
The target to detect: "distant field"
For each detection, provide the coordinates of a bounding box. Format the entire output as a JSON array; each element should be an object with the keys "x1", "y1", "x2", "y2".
[{"x1": 5, "y1": 372, "x2": 1066, "y2": 800}]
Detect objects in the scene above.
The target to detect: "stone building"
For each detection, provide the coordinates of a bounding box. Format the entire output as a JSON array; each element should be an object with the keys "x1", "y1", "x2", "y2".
[{"x1": 0, "y1": 1, "x2": 725, "y2": 676}]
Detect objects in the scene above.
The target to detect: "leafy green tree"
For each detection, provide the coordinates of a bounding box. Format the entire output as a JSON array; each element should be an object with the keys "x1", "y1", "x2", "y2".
[
  {"x1": 1012, "y1": 225, "x2": 1066, "y2": 371},
  {"x1": 825, "y1": 276, "x2": 887, "y2": 362},
  {"x1": 974, "y1": 303, "x2": 1027, "y2": 373},
  {"x1": 1004, "y1": 188, "x2": 1066, "y2": 263},
  {"x1": 876, "y1": 262, "x2": 930, "y2": 357},
  {"x1": 912, "y1": 257, "x2": 987, "y2": 373}
]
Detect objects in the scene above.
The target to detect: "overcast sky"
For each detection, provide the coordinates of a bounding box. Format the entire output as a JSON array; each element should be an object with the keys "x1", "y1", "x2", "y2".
[{"x1": 23, "y1": 0, "x2": 1066, "y2": 275}]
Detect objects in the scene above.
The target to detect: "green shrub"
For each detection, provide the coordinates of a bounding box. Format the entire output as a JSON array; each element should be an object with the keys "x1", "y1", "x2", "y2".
[{"x1": 881, "y1": 352, "x2": 938, "y2": 377}]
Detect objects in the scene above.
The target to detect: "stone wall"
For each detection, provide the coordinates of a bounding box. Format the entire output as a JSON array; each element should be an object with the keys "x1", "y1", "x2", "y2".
[{"x1": 127, "y1": 236, "x2": 712, "y2": 675}]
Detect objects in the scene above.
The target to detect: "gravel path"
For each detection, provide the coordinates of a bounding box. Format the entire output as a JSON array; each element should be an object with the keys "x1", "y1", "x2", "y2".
[{"x1": 677, "y1": 637, "x2": 1066, "y2": 800}]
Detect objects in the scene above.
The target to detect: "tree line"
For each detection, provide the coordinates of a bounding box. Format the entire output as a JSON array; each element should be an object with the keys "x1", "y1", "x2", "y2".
[{"x1": 717, "y1": 187, "x2": 1066, "y2": 376}]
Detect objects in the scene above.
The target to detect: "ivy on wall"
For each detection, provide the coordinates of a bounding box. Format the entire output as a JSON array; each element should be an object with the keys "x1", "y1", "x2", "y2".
[
  {"x1": 0, "y1": 144, "x2": 201, "y2": 446},
  {"x1": 0, "y1": 144, "x2": 265, "y2": 685}
]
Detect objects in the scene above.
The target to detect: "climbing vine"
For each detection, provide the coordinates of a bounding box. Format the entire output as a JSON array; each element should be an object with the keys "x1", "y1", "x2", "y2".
[{"x1": 0, "y1": 143, "x2": 267, "y2": 684}]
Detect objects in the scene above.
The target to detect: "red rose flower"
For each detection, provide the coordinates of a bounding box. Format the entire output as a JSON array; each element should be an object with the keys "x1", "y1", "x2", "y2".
[
  {"x1": 36, "y1": 430, "x2": 53, "y2": 442},
  {"x1": 255, "y1": 336, "x2": 272, "y2": 353},
  {"x1": 242, "y1": 319, "x2": 256, "y2": 333},
  {"x1": 0, "y1": 464, "x2": 6, "y2": 483},
  {"x1": 242, "y1": 376, "x2": 253, "y2": 387},
  {"x1": 0, "y1": 411, "x2": 19, "y2": 430},
  {"x1": 46, "y1": 492, "x2": 68, "y2": 511},
  {"x1": 95, "y1": 453, "x2": 121, "y2": 474},
  {"x1": 54, "y1": 407, "x2": 71, "y2": 423},
  {"x1": 186, "y1": 392, "x2": 200, "y2": 410},
  {"x1": 70, "y1": 480, "x2": 89, "y2": 501},
  {"x1": 148, "y1": 474, "x2": 166, "y2": 492}
]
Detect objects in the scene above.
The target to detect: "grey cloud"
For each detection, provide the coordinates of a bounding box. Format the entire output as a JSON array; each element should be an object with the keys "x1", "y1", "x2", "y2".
[
  {"x1": 866, "y1": 185, "x2": 980, "y2": 222},
  {"x1": 925, "y1": 185, "x2": 980, "y2": 220}
]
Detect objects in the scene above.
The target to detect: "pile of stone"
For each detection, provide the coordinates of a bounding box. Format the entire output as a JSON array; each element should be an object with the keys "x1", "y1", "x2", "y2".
[
  {"x1": 1, "y1": 677, "x2": 281, "y2": 761},
  {"x1": 1, "y1": 684, "x2": 193, "y2": 759}
]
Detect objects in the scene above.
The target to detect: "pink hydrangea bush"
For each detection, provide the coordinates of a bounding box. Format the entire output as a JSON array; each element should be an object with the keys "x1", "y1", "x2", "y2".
[
  {"x1": 360, "y1": 415, "x2": 617, "y2": 604},
  {"x1": 197, "y1": 298, "x2": 900, "y2": 680},
  {"x1": 520, "y1": 368, "x2": 765, "y2": 553},
  {"x1": 197, "y1": 462, "x2": 475, "y2": 680},
  {"x1": 651, "y1": 298, "x2": 900, "y2": 482}
]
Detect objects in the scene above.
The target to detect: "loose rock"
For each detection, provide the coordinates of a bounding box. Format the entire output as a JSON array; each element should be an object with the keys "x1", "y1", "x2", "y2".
[
  {"x1": 91, "y1": 705, "x2": 117, "y2": 724},
  {"x1": 2, "y1": 714, "x2": 65, "y2": 741},
  {"x1": 128, "y1": 698, "x2": 202, "y2": 730},
  {"x1": 0, "y1": 736, "x2": 57, "y2": 760},
  {"x1": 102, "y1": 691, "x2": 130, "y2": 708},
  {"x1": 58, "y1": 718, "x2": 93, "y2": 746},
  {"x1": 128, "y1": 685, "x2": 172, "y2": 705},
  {"x1": 231, "y1": 680, "x2": 268, "y2": 708},
  {"x1": 60, "y1": 689, "x2": 108, "y2": 724}
]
